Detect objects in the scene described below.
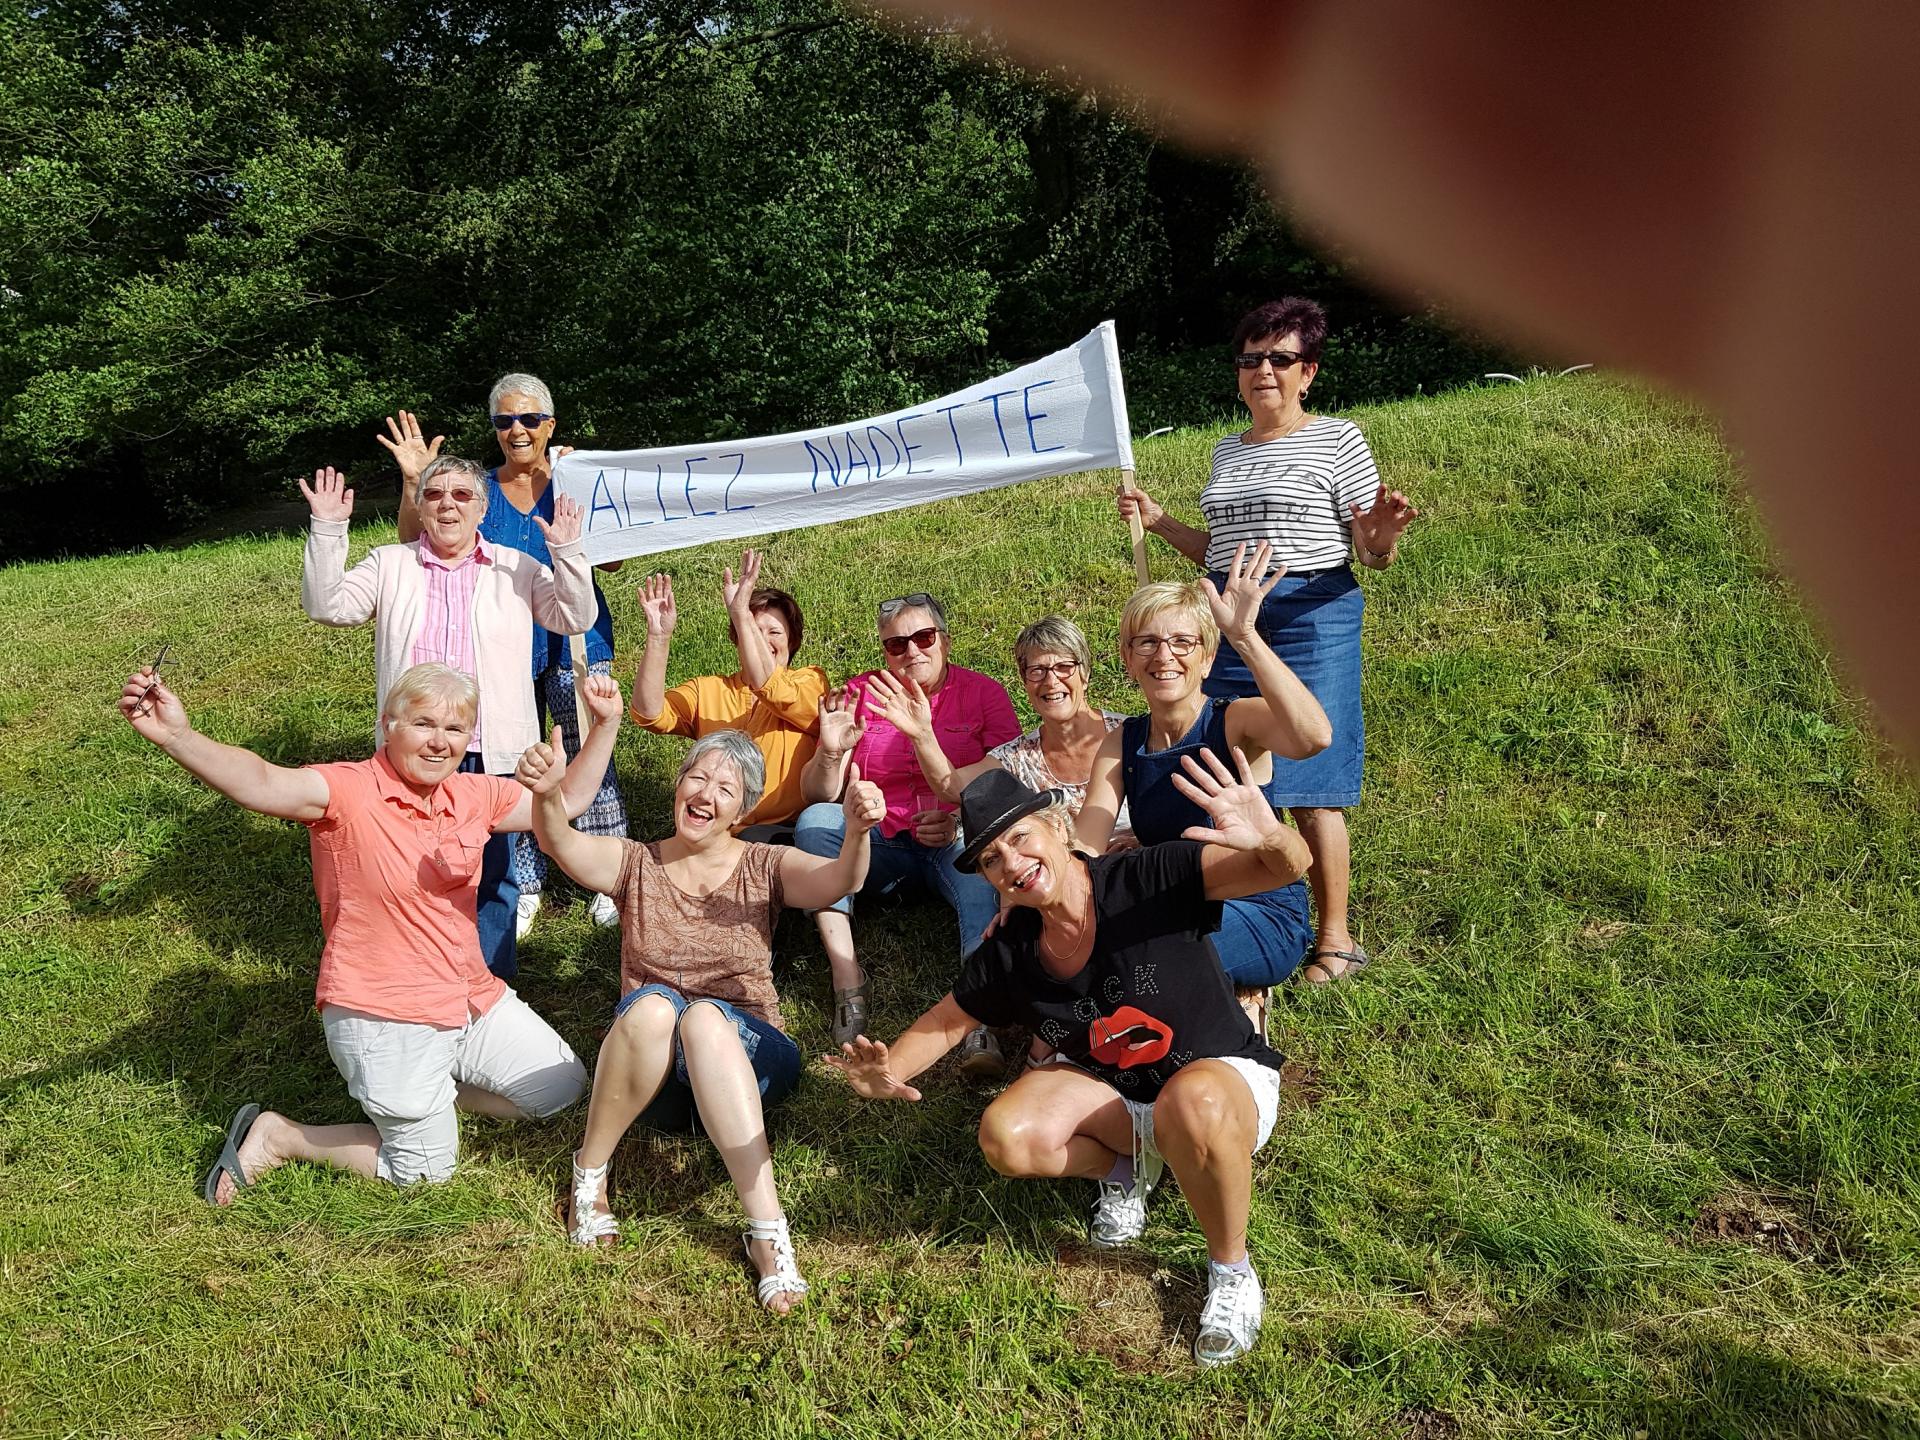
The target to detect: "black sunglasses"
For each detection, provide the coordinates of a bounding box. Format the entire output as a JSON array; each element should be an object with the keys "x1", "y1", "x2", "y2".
[
  {"x1": 491, "y1": 411, "x2": 553, "y2": 431},
  {"x1": 882, "y1": 627, "x2": 942, "y2": 657},
  {"x1": 1233, "y1": 351, "x2": 1306, "y2": 371}
]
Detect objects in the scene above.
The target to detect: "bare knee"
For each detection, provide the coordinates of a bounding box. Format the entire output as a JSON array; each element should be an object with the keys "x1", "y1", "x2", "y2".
[
  {"x1": 603, "y1": 994, "x2": 677, "y2": 1068},
  {"x1": 977, "y1": 1102, "x2": 1053, "y2": 1177},
  {"x1": 1154, "y1": 1067, "x2": 1254, "y2": 1160}
]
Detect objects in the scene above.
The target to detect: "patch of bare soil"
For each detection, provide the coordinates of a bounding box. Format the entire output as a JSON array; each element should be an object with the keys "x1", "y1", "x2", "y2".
[
  {"x1": 1397, "y1": 1408, "x2": 1461, "y2": 1440},
  {"x1": 1692, "y1": 1190, "x2": 1835, "y2": 1262},
  {"x1": 1051, "y1": 1241, "x2": 1205, "y2": 1376}
]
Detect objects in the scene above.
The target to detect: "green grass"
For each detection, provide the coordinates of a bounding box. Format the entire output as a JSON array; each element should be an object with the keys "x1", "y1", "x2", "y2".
[{"x1": 3, "y1": 376, "x2": 1918, "y2": 1438}]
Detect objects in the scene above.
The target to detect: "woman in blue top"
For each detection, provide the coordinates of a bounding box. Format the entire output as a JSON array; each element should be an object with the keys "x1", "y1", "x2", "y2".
[
  {"x1": 1077, "y1": 543, "x2": 1329, "y2": 1004},
  {"x1": 383, "y1": 376, "x2": 629, "y2": 943}
]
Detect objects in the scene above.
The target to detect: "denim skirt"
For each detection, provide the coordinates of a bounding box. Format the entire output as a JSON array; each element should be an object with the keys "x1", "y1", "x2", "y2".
[{"x1": 1203, "y1": 564, "x2": 1364, "y2": 807}]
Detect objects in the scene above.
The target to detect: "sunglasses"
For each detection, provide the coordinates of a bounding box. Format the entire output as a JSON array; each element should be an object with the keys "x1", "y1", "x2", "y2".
[
  {"x1": 1022, "y1": 660, "x2": 1080, "y2": 684},
  {"x1": 491, "y1": 411, "x2": 553, "y2": 431},
  {"x1": 878, "y1": 591, "x2": 939, "y2": 619},
  {"x1": 422, "y1": 486, "x2": 478, "y2": 504},
  {"x1": 1126, "y1": 633, "x2": 1202, "y2": 657},
  {"x1": 882, "y1": 627, "x2": 943, "y2": 657},
  {"x1": 1233, "y1": 350, "x2": 1306, "y2": 371}
]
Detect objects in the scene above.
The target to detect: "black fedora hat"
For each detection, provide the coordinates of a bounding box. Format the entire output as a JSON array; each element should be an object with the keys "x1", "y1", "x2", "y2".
[{"x1": 954, "y1": 770, "x2": 1069, "y2": 874}]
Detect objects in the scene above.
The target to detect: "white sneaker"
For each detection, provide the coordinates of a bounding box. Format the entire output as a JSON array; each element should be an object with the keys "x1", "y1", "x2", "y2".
[
  {"x1": 1089, "y1": 1178, "x2": 1150, "y2": 1248},
  {"x1": 514, "y1": 891, "x2": 542, "y2": 940},
  {"x1": 588, "y1": 892, "x2": 619, "y2": 929},
  {"x1": 1194, "y1": 1263, "x2": 1264, "y2": 1367}
]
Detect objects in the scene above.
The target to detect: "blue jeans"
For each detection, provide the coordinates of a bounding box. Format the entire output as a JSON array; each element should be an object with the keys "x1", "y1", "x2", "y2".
[
  {"x1": 792, "y1": 803, "x2": 999, "y2": 959},
  {"x1": 614, "y1": 983, "x2": 802, "y2": 1135},
  {"x1": 459, "y1": 753, "x2": 520, "y2": 980}
]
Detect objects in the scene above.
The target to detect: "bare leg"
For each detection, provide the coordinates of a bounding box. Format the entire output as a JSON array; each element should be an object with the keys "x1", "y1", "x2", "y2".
[
  {"x1": 211, "y1": 1111, "x2": 380, "y2": 1206},
  {"x1": 455, "y1": 1084, "x2": 525, "y2": 1119},
  {"x1": 569, "y1": 996, "x2": 677, "y2": 1233},
  {"x1": 813, "y1": 910, "x2": 862, "y2": 993},
  {"x1": 977, "y1": 1066, "x2": 1136, "y2": 1181},
  {"x1": 1291, "y1": 805, "x2": 1355, "y2": 975},
  {"x1": 1152, "y1": 1061, "x2": 1258, "y2": 1263},
  {"x1": 677, "y1": 1003, "x2": 800, "y2": 1313}
]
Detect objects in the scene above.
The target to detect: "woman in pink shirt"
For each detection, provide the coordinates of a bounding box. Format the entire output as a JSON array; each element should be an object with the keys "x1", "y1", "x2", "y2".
[
  {"x1": 117, "y1": 660, "x2": 618, "y2": 1205},
  {"x1": 793, "y1": 592, "x2": 1021, "y2": 1045}
]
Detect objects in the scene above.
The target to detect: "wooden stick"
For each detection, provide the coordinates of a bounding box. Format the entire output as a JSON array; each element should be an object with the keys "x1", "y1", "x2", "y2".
[
  {"x1": 569, "y1": 631, "x2": 592, "y2": 744},
  {"x1": 1120, "y1": 467, "x2": 1149, "y2": 586}
]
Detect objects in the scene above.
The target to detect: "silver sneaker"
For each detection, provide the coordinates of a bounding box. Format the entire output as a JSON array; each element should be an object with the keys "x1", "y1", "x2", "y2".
[
  {"x1": 1194, "y1": 1264, "x2": 1265, "y2": 1367},
  {"x1": 1089, "y1": 1176, "x2": 1151, "y2": 1247}
]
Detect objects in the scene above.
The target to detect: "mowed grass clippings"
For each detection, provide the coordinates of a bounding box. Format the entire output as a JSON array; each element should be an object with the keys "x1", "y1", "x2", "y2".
[{"x1": 2, "y1": 376, "x2": 1917, "y2": 1438}]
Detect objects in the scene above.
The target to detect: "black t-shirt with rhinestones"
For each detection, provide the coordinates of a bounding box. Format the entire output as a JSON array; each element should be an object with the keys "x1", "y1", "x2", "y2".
[{"x1": 951, "y1": 841, "x2": 1283, "y2": 1102}]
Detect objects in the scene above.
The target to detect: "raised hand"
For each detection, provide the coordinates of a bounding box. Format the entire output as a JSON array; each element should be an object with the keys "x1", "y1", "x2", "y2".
[
  {"x1": 817, "y1": 685, "x2": 866, "y2": 757},
  {"x1": 581, "y1": 672, "x2": 623, "y2": 726},
  {"x1": 118, "y1": 667, "x2": 188, "y2": 747},
  {"x1": 722, "y1": 548, "x2": 763, "y2": 613},
  {"x1": 911, "y1": 806, "x2": 957, "y2": 848},
  {"x1": 515, "y1": 726, "x2": 569, "y2": 795},
  {"x1": 1200, "y1": 540, "x2": 1284, "y2": 644},
  {"x1": 1170, "y1": 745, "x2": 1283, "y2": 850},
  {"x1": 1350, "y1": 484, "x2": 1419, "y2": 558},
  {"x1": 637, "y1": 573, "x2": 677, "y2": 637},
  {"x1": 824, "y1": 1036, "x2": 923, "y2": 1102},
  {"x1": 841, "y1": 762, "x2": 886, "y2": 833},
  {"x1": 863, "y1": 670, "x2": 933, "y2": 742},
  {"x1": 297, "y1": 466, "x2": 354, "y2": 523},
  {"x1": 1115, "y1": 481, "x2": 1165, "y2": 531},
  {"x1": 534, "y1": 492, "x2": 583, "y2": 548},
  {"x1": 375, "y1": 410, "x2": 444, "y2": 485}
]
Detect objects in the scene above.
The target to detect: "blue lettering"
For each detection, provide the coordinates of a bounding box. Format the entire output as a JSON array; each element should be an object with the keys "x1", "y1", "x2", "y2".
[
  {"x1": 684, "y1": 456, "x2": 717, "y2": 517},
  {"x1": 805, "y1": 437, "x2": 842, "y2": 492},
  {"x1": 654, "y1": 464, "x2": 683, "y2": 522},
  {"x1": 981, "y1": 389, "x2": 1020, "y2": 458},
  {"x1": 721, "y1": 452, "x2": 752, "y2": 512},
  {"x1": 588, "y1": 472, "x2": 623, "y2": 531},
  {"x1": 936, "y1": 402, "x2": 966, "y2": 466},
  {"x1": 1022, "y1": 380, "x2": 1065, "y2": 454},
  {"x1": 865, "y1": 425, "x2": 903, "y2": 479},
  {"x1": 842, "y1": 430, "x2": 873, "y2": 486},
  {"x1": 618, "y1": 467, "x2": 652, "y2": 527},
  {"x1": 894, "y1": 413, "x2": 928, "y2": 475}
]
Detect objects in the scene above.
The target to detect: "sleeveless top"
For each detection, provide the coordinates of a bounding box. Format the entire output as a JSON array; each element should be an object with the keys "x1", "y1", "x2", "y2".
[{"x1": 1119, "y1": 698, "x2": 1238, "y2": 846}]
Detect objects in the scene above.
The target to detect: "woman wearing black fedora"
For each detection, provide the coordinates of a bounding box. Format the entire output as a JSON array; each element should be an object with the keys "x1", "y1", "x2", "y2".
[{"x1": 826, "y1": 753, "x2": 1310, "y2": 1369}]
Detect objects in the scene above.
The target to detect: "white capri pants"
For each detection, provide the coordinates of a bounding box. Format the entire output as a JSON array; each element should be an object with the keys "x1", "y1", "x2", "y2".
[{"x1": 322, "y1": 988, "x2": 588, "y2": 1186}]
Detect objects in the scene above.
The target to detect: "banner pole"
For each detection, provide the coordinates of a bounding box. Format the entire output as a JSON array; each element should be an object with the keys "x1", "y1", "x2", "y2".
[
  {"x1": 569, "y1": 631, "x2": 591, "y2": 746},
  {"x1": 1120, "y1": 468, "x2": 1149, "y2": 586}
]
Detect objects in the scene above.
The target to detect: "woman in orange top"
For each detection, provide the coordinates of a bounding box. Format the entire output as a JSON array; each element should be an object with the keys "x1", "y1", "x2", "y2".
[{"x1": 630, "y1": 550, "x2": 829, "y2": 840}]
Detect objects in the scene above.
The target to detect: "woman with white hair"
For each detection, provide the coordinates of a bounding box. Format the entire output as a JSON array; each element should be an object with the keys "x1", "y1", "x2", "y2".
[
  {"x1": 116, "y1": 660, "x2": 622, "y2": 1204},
  {"x1": 299, "y1": 460, "x2": 595, "y2": 980},
  {"x1": 523, "y1": 726, "x2": 885, "y2": 1313},
  {"x1": 383, "y1": 373, "x2": 629, "y2": 939}
]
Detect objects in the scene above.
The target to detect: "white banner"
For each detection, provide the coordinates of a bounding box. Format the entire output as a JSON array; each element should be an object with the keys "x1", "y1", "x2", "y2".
[{"x1": 553, "y1": 322, "x2": 1134, "y2": 564}]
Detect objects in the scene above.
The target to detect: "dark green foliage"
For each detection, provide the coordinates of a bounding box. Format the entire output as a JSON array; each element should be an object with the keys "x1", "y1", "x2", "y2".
[{"x1": 0, "y1": 0, "x2": 1510, "y2": 557}]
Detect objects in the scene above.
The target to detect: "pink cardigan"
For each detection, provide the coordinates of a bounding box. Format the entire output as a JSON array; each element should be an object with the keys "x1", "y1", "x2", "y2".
[{"x1": 302, "y1": 519, "x2": 597, "y2": 774}]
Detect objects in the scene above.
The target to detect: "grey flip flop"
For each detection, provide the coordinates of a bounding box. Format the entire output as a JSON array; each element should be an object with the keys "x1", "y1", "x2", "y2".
[
  {"x1": 202, "y1": 1103, "x2": 261, "y2": 1205},
  {"x1": 1299, "y1": 945, "x2": 1369, "y2": 984}
]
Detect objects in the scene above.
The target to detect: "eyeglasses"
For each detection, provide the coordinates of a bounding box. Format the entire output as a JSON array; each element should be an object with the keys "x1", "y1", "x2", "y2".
[
  {"x1": 882, "y1": 627, "x2": 943, "y2": 657},
  {"x1": 1233, "y1": 351, "x2": 1305, "y2": 371},
  {"x1": 878, "y1": 592, "x2": 939, "y2": 620},
  {"x1": 491, "y1": 411, "x2": 553, "y2": 431},
  {"x1": 1126, "y1": 633, "x2": 1202, "y2": 657},
  {"x1": 422, "y1": 486, "x2": 478, "y2": 504},
  {"x1": 1022, "y1": 660, "x2": 1080, "y2": 684}
]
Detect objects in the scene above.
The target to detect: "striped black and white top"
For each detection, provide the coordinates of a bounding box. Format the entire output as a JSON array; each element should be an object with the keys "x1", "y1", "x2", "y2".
[{"x1": 1200, "y1": 417, "x2": 1381, "y2": 573}]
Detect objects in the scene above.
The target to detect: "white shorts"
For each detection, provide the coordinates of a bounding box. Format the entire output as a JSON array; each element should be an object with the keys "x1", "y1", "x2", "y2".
[
  {"x1": 1045, "y1": 1054, "x2": 1282, "y2": 1166},
  {"x1": 322, "y1": 988, "x2": 587, "y2": 1186}
]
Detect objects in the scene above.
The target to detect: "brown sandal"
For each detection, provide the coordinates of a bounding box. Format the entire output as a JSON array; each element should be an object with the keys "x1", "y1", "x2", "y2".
[{"x1": 1299, "y1": 945, "x2": 1369, "y2": 985}]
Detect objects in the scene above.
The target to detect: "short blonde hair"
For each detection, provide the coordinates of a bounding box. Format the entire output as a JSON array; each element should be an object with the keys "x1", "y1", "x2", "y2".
[
  {"x1": 1014, "y1": 615, "x2": 1093, "y2": 676},
  {"x1": 1118, "y1": 580, "x2": 1219, "y2": 655},
  {"x1": 382, "y1": 663, "x2": 480, "y2": 726}
]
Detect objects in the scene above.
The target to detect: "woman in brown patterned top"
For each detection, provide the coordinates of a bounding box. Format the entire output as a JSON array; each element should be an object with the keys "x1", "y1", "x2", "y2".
[{"x1": 522, "y1": 722, "x2": 883, "y2": 1311}]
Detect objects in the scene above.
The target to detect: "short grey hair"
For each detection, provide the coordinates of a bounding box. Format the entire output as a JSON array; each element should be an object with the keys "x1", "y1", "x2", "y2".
[
  {"x1": 1014, "y1": 615, "x2": 1092, "y2": 676},
  {"x1": 382, "y1": 662, "x2": 480, "y2": 726},
  {"x1": 877, "y1": 591, "x2": 948, "y2": 633},
  {"x1": 414, "y1": 455, "x2": 490, "y2": 520},
  {"x1": 677, "y1": 730, "x2": 766, "y2": 820},
  {"x1": 489, "y1": 372, "x2": 554, "y2": 417}
]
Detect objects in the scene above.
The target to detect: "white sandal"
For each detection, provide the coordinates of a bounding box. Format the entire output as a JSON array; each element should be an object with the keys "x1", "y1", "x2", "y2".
[
  {"x1": 743, "y1": 1214, "x2": 808, "y2": 1309},
  {"x1": 567, "y1": 1155, "x2": 619, "y2": 1248}
]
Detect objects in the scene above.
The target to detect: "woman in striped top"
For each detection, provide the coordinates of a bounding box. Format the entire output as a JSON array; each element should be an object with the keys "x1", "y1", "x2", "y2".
[{"x1": 1117, "y1": 298, "x2": 1416, "y2": 984}]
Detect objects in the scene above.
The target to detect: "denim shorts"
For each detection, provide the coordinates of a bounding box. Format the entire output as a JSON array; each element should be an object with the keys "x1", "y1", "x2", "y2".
[{"x1": 613, "y1": 983, "x2": 802, "y2": 1135}]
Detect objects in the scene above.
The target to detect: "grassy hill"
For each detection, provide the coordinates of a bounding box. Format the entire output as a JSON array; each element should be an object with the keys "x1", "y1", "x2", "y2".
[{"x1": 2, "y1": 377, "x2": 1917, "y2": 1438}]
